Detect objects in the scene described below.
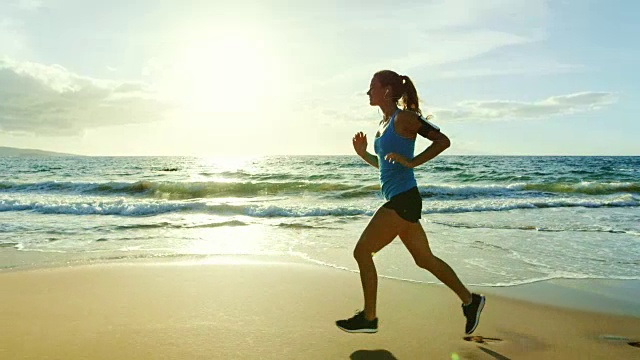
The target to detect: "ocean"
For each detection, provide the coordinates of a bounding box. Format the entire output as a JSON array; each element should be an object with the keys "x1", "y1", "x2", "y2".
[{"x1": 1, "y1": 155, "x2": 639, "y2": 289}]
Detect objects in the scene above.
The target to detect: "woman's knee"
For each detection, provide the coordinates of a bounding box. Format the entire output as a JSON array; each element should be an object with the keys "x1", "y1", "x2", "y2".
[
  {"x1": 415, "y1": 254, "x2": 437, "y2": 270},
  {"x1": 353, "y1": 241, "x2": 373, "y2": 262}
]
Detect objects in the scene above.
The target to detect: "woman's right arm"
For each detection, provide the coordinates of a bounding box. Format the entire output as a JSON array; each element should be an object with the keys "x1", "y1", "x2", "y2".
[
  {"x1": 352, "y1": 132, "x2": 379, "y2": 169},
  {"x1": 359, "y1": 151, "x2": 379, "y2": 169}
]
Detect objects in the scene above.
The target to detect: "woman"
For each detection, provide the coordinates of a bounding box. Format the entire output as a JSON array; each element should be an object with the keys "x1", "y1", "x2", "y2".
[{"x1": 336, "y1": 70, "x2": 485, "y2": 335}]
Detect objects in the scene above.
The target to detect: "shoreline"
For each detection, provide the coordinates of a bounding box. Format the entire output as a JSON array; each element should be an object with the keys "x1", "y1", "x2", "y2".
[
  {"x1": 480, "y1": 277, "x2": 640, "y2": 318},
  {"x1": 2, "y1": 248, "x2": 640, "y2": 319}
]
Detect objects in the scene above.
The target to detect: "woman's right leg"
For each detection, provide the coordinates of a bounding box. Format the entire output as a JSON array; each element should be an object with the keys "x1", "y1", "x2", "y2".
[
  {"x1": 353, "y1": 206, "x2": 404, "y2": 320},
  {"x1": 399, "y1": 222, "x2": 485, "y2": 334},
  {"x1": 398, "y1": 221, "x2": 486, "y2": 334},
  {"x1": 398, "y1": 221, "x2": 471, "y2": 304}
]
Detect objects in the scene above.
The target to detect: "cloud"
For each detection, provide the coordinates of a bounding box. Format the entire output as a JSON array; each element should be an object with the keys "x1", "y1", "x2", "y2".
[
  {"x1": 0, "y1": 58, "x2": 172, "y2": 135},
  {"x1": 433, "y1": 92, "x2": 617, "y2": 122},
  {"x1": 312, "y1": 91, "x2": 617, "y2": 126},
  {"x1": 317, "y1": 30, "x2": 532, "y2": 91},
  {"x1": 298, "y1": 0, "x2": 550, "y2": 94},
  {"x1": 435, "y1": 63, "x2": 586, "y2": 79}
]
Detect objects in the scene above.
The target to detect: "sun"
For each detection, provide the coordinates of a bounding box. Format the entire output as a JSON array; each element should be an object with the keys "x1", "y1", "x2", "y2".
[{"x1": 164, "y1": 26, "x2": 281, "y2": 115}]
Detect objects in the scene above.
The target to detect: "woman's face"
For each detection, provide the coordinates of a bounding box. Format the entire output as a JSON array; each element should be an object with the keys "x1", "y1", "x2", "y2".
[{"x1": 366, "y1": 77, "x2": 388, "y2": 106}]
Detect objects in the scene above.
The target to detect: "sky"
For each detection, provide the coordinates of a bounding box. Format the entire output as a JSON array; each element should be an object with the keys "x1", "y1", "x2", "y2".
[{"x1": 0, "y1": 0, "x2": 638, "y2": 156}]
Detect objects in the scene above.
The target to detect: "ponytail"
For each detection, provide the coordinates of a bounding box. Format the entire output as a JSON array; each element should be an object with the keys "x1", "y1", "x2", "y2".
[
  {"x1": 400, "y1": 75, "x2": 421, "y2": 116},
  {"x1": 374, "y1": 70, "x2": 422, "y2": 115}
]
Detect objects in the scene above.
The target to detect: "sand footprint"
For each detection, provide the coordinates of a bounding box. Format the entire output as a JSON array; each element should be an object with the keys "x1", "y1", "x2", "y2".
[{"x1": 463, "y1": 336, "x2": 503, "y2": 344}]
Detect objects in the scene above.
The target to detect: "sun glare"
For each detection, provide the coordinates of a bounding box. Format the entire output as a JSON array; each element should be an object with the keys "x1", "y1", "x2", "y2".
[{"x1": 165, "y1": 26, "x2": 281, "y2": 115}]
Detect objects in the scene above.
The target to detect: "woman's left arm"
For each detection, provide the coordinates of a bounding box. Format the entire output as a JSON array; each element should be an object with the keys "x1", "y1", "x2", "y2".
[
  {"x1": 384, "y1": 112, "x2": 451, "y2": 168},
  {"x1": 407, "y1": 113, "x2": 450, "y2": 168},
  {"x1": 410, "y1": 129, "x2": 450, "y2": 168}
]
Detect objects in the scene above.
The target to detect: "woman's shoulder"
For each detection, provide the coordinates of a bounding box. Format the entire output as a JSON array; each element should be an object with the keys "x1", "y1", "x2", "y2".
[
  {"x1": 394, "y1": 110, "x2": 420, "y2": 125},
  {"x1": 393, "y1": 110, "x2": 423, "y2": 137}
]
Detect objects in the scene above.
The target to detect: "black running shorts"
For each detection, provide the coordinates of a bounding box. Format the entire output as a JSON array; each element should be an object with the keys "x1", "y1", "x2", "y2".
[{"x1": 382, "y1": 186, "x2": 422, "y2": 223}]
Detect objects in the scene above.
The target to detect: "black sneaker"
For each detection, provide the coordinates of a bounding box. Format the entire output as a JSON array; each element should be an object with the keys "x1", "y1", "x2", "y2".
[
  {"x1": 336, "y1": 310, "x2": 378, "y2": 333},
  {"x1": 462, "y1": 293, "x2": 485, "y2": 334}
]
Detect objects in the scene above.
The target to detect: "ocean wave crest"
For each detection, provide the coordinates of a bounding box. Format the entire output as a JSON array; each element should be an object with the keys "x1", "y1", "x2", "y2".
[
  {"x1": 0, "y1": 194, "x2": 637, "y2": 217},
  {"x1": 1, "y1": 180, "x2": 637, "y2": 199},
  {"x1": 0, "y1": 180, "x2": 371, "y2": 199}
]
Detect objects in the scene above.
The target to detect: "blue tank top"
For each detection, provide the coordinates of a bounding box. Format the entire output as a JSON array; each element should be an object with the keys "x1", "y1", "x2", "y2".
[{"x1": 373, "y1": 109, "x2": 418, "y2": 200}]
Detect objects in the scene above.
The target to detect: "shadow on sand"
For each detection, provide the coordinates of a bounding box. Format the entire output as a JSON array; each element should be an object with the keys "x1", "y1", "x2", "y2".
[
  {"x1": 350, "y1": 349, "x2": 398, "y2": 360},
  {"x1": 478, "y1": 346, "x2": 511, "y2": 360}
]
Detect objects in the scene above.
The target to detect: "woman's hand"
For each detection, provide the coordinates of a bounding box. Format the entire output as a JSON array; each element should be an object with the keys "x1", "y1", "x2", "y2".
[
  {"x1": 352, "y1": 132, "x2": 368, "y2": 156},
  {"x1": 384, "y1": 152, "x2": 413, "y2": 168}
]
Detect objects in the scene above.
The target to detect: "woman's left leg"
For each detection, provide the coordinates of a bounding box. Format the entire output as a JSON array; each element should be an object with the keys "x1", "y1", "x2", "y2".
[
  {"x1": 353, "y1": 206, "x2": 405, "y2": 320},
  {"x1": 335, "y1": 206, "x2": 405, "y2": 333}
]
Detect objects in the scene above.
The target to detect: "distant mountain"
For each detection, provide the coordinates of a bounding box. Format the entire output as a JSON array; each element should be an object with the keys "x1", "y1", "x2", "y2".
[{"x1": 0, "y1": 147, "x2": 80, "y2": 157}]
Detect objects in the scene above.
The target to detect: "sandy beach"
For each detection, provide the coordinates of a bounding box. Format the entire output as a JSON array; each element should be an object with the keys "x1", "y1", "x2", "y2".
[{"x1": 1, "y1": 258, "x2": 638, "y2": 360}]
